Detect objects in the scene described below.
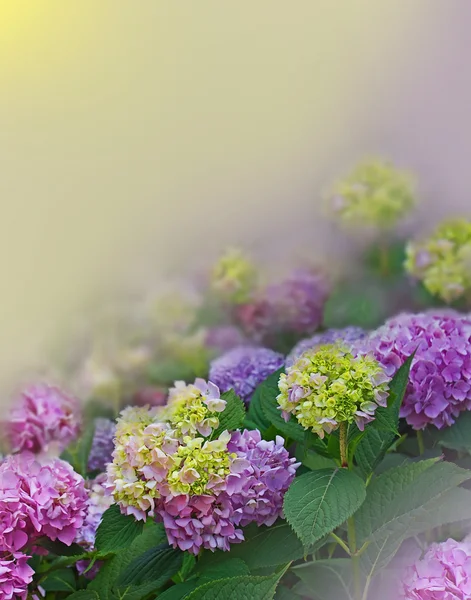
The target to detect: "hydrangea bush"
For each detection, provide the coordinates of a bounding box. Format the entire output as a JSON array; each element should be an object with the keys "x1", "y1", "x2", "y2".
[{"x1": 1, "y1": 161, "x2": 471, "y2": 600}]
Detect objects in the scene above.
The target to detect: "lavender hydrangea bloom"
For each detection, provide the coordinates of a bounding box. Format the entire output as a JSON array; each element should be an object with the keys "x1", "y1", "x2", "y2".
[
  {"x1": 402, "y1": 538, "x2": 471, "y2": 599},
  {"x1": 0, "y1": 553, "x2": 34, "y2": 600},
  {"x1": 286, "y1": 326, "x2": 367, "y2": 368},
  {"x1": 236, "y1": 269, "x2": 330, "y2": 342},
  {"x1": 209, "y1": 346, "x2": 284, "y2": 403},
  {"x1": 88, "y1": 419, "x2": 116, "y2": 472},
  {"x1": 0, "y1": 452, "x2": 88, "y2": 548},
  {"x1": 226, "y1": 430, "x2": 299, "y2": 526},
  {"x1": 157, "y1": 494, "x2": 244, "y2": 554},
  {"x1": 6, "y1": 383, "x2": 81, "y2": 454},
  {"x1": 366, "y1": 312, "x2": 471, "y2": 429}
]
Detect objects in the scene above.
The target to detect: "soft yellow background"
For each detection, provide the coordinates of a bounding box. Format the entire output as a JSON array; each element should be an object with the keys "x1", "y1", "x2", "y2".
[{"x1": 0, "y1": 1, "x2": 469, "y2": 395}]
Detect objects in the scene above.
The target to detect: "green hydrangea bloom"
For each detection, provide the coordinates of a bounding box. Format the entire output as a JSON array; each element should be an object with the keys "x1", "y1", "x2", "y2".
[
  {"x1": 328, "y1": 159, "x2": 415, "y2": 229},
  {"x1": 166, "y1": 431, "x2": 234, "y2": 496},
  {"x1": 277, "y1": 345, "x2": 390, "y2": 438},
  {"x1": 211, "y1": 248, "x2": 257, "y2": 304},
  {"x1": 405, "y1": 218, "x2": 471, "y2": 303}
]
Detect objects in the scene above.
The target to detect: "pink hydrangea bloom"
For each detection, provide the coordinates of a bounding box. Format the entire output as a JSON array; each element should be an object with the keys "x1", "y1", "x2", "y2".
[
  {"x1": 6, "y1": 384, "x2": 81, "y2": 454},
  {"x1": 226, "y1": 430, "x2": 299, "y2": 526},
  {"x1": 0, "y1": 453, "x2": 88, "y2": 548},
  {"x1": 402, "y1": 538, "x2": 471, "y2": 599},
  {"x1": 157, "y1": 494, "x2": 244, "y2": 554},
  {"x1": 0, "y1": 553, "x2": 34, "y2": 600},
  {"x1": 366, "y1": 312, "x2": 471, "y2": 429}
]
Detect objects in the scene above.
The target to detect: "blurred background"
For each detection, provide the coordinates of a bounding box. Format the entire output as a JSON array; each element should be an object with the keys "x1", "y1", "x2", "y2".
[{"x1": 1, "y1": 0, "x2": 470, "y2": 396}]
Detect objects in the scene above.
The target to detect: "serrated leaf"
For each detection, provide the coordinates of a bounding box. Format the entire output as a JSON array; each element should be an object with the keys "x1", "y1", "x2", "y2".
[
  {"x1": 196, "y1": 558, "x2": 249, "y2": 583},
  {"x1": 214, "y1": 390, "x2": 245, "y2": 436},
  {"x1": 355, "y1": 458, "x2": 471, "y2": 586},
  {"x1": 95, "y1": 504, "x2": 144, "y2": 554},
  {"x1": 284, "y1": 468, "x2": 366, "y2": 549},
  {"x1": 186, "y1": 567, "x2": 288, "y2": 600},
  {"x1": 116, "y1": 544, "x2": 183, "y2": 589},
  {"x1": 61, "y1": 421, "x2": 96, "y2": 476},
  {"x1": 247, "y1": 383, "x2": 271, "y2": 431},
  {"x1": 158, "y1": 583, "x2": 198, "y2": 600},
  {"x1": 293, "y1": 559, "x2": 354, "y2": 600},
  {"x1": 355, "y1": 354, "x2": 414, "y2": 476},
  {"x1": 438, "y1": 411, "x2": 471, "y2": 452}
]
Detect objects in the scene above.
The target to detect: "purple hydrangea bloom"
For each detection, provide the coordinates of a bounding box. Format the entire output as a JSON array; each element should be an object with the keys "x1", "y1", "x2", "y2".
[
  {"x1": 235, "y1": 269, "x2": 330, "y2": 342},
  {"x1": 88, "y1": 419, "x2": 116, "y2": 472},
  {"x1": 226, "y1": 430, "x2": 299, "y2": 526},
  {"x1": 209, "y1": 346, "x2": 284, "y2": 403},
  {"x1": 0, "y1": 553, "x2": 34, "y2": 600},
  {"x1": 402, "y1": 538, "x2": 471, "y2": 599},
  {"x1": 157, "y1": 493, "x2": 244, "y2": 554},
  {"x1": 286, "y1": 326, "x2": 367, "y2": 368},
  {"x1": 366, "y1": 312, "x2": 471, "y2": 429},
  {"x1": 205, "y1": 326, "x2": 247, "y2": 356},
  {"x1": 0, "y1": 452, "x2": 88, "y2": 548},
  {"x1": 6, "y1": 383, "x2": 81, "y2": 454}
]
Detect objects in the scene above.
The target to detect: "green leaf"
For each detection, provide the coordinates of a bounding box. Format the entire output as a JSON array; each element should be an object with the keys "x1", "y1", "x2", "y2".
[
  {"x1": 61, "y1": 420, "x2": 96, "y2": 476},
  {"x1": 438, "y1": 411, "x2": 471, "y2": 452},
  {"x1": 89, "y1": 522, "x2": 167, "y2": 599},
  {"x1": 186, "y1": 567, "x2": 289, "y2": 600},
  {"x1": 36, "y1": 538, "x2": 85, "y2": 557},
  {"x1": 355, "y1": 458, "x2": 471, "y2": 585},
  {"x1": 41, "y1": 568, "x2": 77, "y2": 592},
  {"x1": 64, "y1": 592, "x2": 99, "y2": 600},
  {"x1": 116, "y1": 545, "x2": 183, "y2": 589},
  {"x1": 293, "y1": 559, "x2": 354, "y2": 600},
  {"x1": 323, "y1": 281, "x2": 387, "y2": 329},
  {"x1": 158, "y1": 583, "x2": 198, "y2": 600},
  {"x1": 283, "y1": 468, "x2": 366, "y2": 549},
  {"x1": 196, "y1": 558, "x2": 250, "y2": 583},
  {"x1": 214, "y1": 389, "x2": 245, "y2": 436},
  {"x1": 95, "y1": 504, "x2": 144, "y2": 555},
  {"x1": 247, "y1": 383, "x2": 271, "y2": 432},
  {"x1": 178, "y1": 553, "x2": 197, "y2": 582},
  {"x1": 258, "y1": 369, "x2": 305, "y2": 444},
  {"x1": 355, "y1": 353, "x2": 414, "y2": 476}
]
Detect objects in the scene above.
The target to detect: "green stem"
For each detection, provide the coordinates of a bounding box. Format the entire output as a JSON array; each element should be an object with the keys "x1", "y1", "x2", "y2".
[
  {"x1": 347, "y1": 517, "x2": 361, "y2": 600},
  {"x1": 330, "y1": 532, "x2": 351, "y2": 556},
  {"x1": 417, "y1": 430, "x2": 425, "y2": 455},
  {"x1": 339, "y1": 422, "x2": 348, "y2": 468}
]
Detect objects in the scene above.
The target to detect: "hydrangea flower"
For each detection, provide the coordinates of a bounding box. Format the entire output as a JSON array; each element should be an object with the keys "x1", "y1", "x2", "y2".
[
  {"x1": 88, "y1": 418, "x2": 116, "y2": 473},
  {"x1": 157, "y1": 493, "x2": 244, "y2": 554},
  {"x1": 328, "y1": 158, "x2": 415, "y2": 229},
  {"x1": 204, "y1": 326, "x2": 247, "y2": 355},
  {"x1": 0, "y1": 553, "x2": 34, "y2": 600},
  {"x1": 165, "y1": 379, "x2": 227, "y2": 439},
  {"x1": 209, "y1": 346, "x2": 284, "y2": 403},
  {"x1": 0, "y1": 452, "x2": 88, "y2": 548},
  {"x1": 405, "y1": 218, "x2": 471, "y2": 303},
  {"x1": 226, "y1": 430, "x2": 299, "y2": 526},
  {"x1": 210, "y1": 248, "x2": 257, "y2": 304},
  {"x1": 402, "y1": 538, "x2": 471, "y2": 599},
  {"x1": 366, "y1": 311, "x2": 471, "y2": 429},
  {"x1": 235, "y1": 269, "x2": 330, "y2": 343},
  {"x1": 6, "y1": 384, "x2": 81, "y2": 454},
  {"x1": 132, "y1": 386, "x2": 168, "y2": 407},
  {"x1": 278, "y1": 345, "x2": 390, "y2": 437},
  {"x1": 286, "y1": 326, "x2": 367, "y2": 368}
]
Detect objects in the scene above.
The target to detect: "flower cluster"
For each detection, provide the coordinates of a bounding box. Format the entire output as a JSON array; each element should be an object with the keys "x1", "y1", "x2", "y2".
[
  {"x1": 278, "y1": 345, "x2": 390, "y2": 437},
  {"x1": 106, "y1": 378, "x2": 298, "y2": 553},
  {"x1": 402, "y1": 538, "x2": 471, "y2": 599},
  {"x1": 366, "y1": 311, "x2": 471, "y2": 429},
  {"x1": 405, "y1": 218, "x2": 471, "y2": 303},
  {"x1": 209, "y1": 346, "x2": 284, "y2": 403},
  {"x1": 6, "y1": 384, "x2": 81, "y2": 455},
  {"x1": 0, "y1": 453, "x2": 88, "y2": 598},
  {"x1": 88, "y1": 418, "x2": 116, "y2": 472},
  {"x1": 328, "y1": 158, "x2": 415, "y2": 229},
  {"x1": 211, "y1": 248, "x2": 257, "y2": 305},
  {"x1": 235, "y1": 269, "x2": 329, "y2": 343},
  {"x1": 286, "y1": 326, "x2": 367, "y2": 368}
]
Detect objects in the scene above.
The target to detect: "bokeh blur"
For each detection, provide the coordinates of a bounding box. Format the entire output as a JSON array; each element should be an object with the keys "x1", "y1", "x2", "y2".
[{"x1": 1, "y1": 0, "x2": 471, "y2": 398}]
